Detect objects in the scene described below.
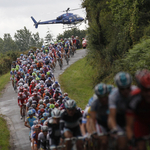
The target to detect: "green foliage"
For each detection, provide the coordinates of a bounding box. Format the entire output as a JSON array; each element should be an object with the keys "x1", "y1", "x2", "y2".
[
  {"x1": 0, "y1": 51, "x2": 20, "y2": 75},
  {"x1": 82, "y1": 0, "x2": 150, "y2": 84},
  {"x1": 14, "y1": 26, "x2": 43, "y2": 51},
  {"x1": 113, "y1": 39, "x2": 150, "y2": 76}
]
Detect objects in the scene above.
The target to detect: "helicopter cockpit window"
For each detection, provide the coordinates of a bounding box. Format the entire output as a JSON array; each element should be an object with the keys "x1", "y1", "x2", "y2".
[
  {"x1": 73, "y1": 16, "x2": 76, "y2": 20},
  {"x1": 76, "y1": 14, "x2": 81, "y2": 18},
  {"x1": 57, "y1": 16, "x2": 63, "y2": 20},
  {"x1": 69, "y1": 17, "x2": 73, "y2": 20}
]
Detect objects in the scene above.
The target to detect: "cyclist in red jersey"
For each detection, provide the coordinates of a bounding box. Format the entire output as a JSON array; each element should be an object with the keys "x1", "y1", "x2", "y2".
[
  {"x1": 126, "y1": 69, "x2": 150, "y2": 150},
  {"x1": 23, "y1": 88, "x2": 31, "y2": 102},
  {"x1": 18, "y1": 92, "x2": 27, "y2": 119}
]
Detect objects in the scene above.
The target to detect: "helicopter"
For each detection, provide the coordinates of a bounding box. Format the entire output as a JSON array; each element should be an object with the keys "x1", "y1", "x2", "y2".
[{"x1": 31, "y1": 8, "x2": 84, "y2": 28}]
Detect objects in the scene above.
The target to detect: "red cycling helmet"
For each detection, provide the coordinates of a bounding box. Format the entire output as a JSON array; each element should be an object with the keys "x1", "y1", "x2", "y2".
[
  {"x1": 32, "y1": 92, "x2": 37, "y2": 96},
  {"x1": 135, "y1": 69, "x2": 150, "y2": 89},
  {"x1": 23, "y1": 88, "x2": 27, "y2": 92}
]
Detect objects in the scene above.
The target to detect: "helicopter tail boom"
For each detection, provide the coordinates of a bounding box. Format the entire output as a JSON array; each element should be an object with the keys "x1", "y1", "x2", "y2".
[{"x1": 31, "y1": 16, "x2": 39, "y2": 28}]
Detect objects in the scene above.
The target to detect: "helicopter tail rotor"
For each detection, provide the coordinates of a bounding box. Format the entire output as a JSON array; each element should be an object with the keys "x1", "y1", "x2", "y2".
[{"x1": 31, "y1": 16, "x2": 39, "y2": 28}]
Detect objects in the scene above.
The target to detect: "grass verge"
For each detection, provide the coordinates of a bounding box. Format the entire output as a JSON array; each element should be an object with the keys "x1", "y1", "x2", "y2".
[
  {"x1": 0, "y1": 115, "x2": 10, "y2": 150},
  {"x1": 0, "y1": 72, "x2": 10, "y2": 95},
  {"x1": 0, "y1": 72, "x2": 11, "y2": 150},
  {"x1": 59, "y1": 57, "x2": 94, "y2": 109}
]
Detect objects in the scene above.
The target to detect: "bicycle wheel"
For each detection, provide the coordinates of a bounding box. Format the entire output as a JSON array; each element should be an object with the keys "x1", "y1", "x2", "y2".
[
  {"x1": 14, "y1": 82, "x2": 17, "y2": 93},
  {"x1": 59, "y1": 59, "x2": 62, "y2": 70}
]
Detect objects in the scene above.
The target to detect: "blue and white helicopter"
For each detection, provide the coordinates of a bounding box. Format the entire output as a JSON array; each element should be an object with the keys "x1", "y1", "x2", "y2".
[{"x1": 31, "y1": 8, "x2": 84, "y2": 28}]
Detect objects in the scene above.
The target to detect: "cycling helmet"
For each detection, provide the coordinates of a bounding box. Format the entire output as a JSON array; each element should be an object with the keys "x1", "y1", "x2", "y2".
[
  {"x1": 39, "y1": 104, "x2": 44, "y2": 109},
  {"x1": 28, "y1": 110, "x2": 33, "y2": 115},
  {"x1": 55, "y1": 81, "x2": 58, "y2": 84},
  {"x1": 63, "y1": 93, "x2": 68, "y2": 96},
  {"x1": 40, "y1": 80, "x2": 44, "y2": 85},
  {"x1": 43, "y1": 112, "x2": 49, "y2": 117},
  {"x1": 39, "y1": 99, "x2": 43, "y2": 104},
  {"x1": 45, "y1": 96, "x2": 49, "y2": 100},
  {"x1": 114, "y1": 72, "x2": 132, "y2": 88},
  {"x1": 41, "y1": 126, "x2": 48, "y2": 132},
  {"x1": 51, "y1": 108, "x2": 61, "y2": 118},
  {"x1": 49, "y1": 98, "x2": 55, "y2": 103},
  {"x1": 107, "y1": 84, "x2": 114, "y2": 94},
  {"x1": 32, "y1": 109, "x2": 36, "y2": 114},
  {"x1": 135, "y1": 69, "x2": 150, "y2": 89},
  {"x1": 55, "y1": 88, "x2": 61, "y2": 93},
  {"x1": 65, "y1": 99, "x2": 76, "y2": 109},
  {"x1": 11, "y1": 68, "x2": 15, "y2": 71},
  {"x1": 19, "y1": 92, "x2": 23, "y2": 96},
  {"x1": 47, "y1": 103, "x2": 50, "y2": 108},
  {"x1": 94, "y1": 83, "x2": 107, "y2": 96},
  {"x1": 28, "y1": 97, "x2": 32, "y2": 103},
  {"x1": 55, "y1": 102, "x2": 59, "y2": 108},
  {"x1": 33, "y1": 120, "x2": 39, "y2": 125},
  {"x1": 49, "y1": 104, "x2": 55, "y2": 109},
  {"x1": 47, "y1": 72, "x2": 50, "y2": 75},
  {"x1": 23, "y1": 84, "x2": 28, "y2": 88}
]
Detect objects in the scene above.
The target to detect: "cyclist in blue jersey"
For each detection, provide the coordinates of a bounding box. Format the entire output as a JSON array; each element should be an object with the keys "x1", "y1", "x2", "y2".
[{"x1": 24, "y1": 110, "x2": 37, "y2": 140}]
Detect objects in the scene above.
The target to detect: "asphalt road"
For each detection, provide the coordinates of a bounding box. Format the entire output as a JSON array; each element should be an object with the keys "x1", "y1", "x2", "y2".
[{"x1": 0, "y1": 49, "x2": 86, "y2": 150}]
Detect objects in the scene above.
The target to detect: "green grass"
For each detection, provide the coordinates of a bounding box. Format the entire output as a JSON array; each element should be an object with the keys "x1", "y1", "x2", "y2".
[
  {"x1": 0, "y1": 72, "x2": 11, "y2": 149},
  {"x1": 0, "y1": 115, "x2": 10, "y2": 150},
  {"x1": 0, "y1": 72, "x2": 10, "y2": 95},
  {"x1": 59, "y1": 57, "x2": 94, "y2": 109}
]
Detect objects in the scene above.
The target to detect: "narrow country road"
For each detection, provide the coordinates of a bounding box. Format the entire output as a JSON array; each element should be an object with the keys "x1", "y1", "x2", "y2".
[{"x1": 0, "y1": 49, "x2": 86, "y2": 150}]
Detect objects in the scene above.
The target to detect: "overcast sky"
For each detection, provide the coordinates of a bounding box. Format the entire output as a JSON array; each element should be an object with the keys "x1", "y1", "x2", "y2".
[{"x1": 0, "y1": 0, "x2": 87, "y2": 40}]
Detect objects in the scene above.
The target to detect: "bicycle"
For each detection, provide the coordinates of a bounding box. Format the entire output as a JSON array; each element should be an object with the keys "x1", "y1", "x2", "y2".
[
  {"x1": 70, "y1": 47, "x2": 74, "y2": 57},
  {"x1": 50, "y1": 145, "x2": 66, "y2": 150},
  {"x1": 14, "y1": 77, "x2": 18, "y2": 93},
  {"x1": 57, "y1": 57, "x2": 63, "y2": 70},
  {"x1": 65, "y1": 136, "x2": 85, "y2": 150},
  {"x1": 22, "y1": 103, "x2": 26, "y2": 122},
  {"x1": 65, "y1": 54, "x2": 69, "y2": 65}
]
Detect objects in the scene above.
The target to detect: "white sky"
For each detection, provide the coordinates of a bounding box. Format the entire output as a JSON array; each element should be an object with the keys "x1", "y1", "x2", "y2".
[{"x1": 0, "y1": 0, "x2": 87, "y2": 40}]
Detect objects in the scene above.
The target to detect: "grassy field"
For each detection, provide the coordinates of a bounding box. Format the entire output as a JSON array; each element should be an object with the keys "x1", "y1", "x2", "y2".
[
  {"x1": 59, "y1": 57, "x2": 94, "y2": 109},
  {"x1": 0, "y1": 72, "x2": 10, "y2": 150}
]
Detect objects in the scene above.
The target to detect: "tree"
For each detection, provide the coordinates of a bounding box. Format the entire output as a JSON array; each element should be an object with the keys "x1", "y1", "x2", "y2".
[
  {"x1": 3, "y1": 34, "x2": 18, "y2": 52},
  {"x1": 14, "y1": 27, "x2": 33, "y2": 51},
  {"x1": 30, "y1": 32, "x2": 43, "y2": 48},
  {"x1": 44, "y1": 30, "x2": 53, "y2": 46}
]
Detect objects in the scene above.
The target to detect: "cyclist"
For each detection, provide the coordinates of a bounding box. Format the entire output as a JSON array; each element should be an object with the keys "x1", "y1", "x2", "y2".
[
  {"x1": 37, "y1": 126, "x2": 49, "y2": 150},
  {"x1": 18, "y1": 92, "x2": 27, "y2": 119},
  {"x1": 10, "y1": 68, "x2": 16, "y2": 88},
  {"x1": 40, "y1": 112, "x2": 49, "y2": 125},
  {"x1": 26, "y1": 97, "x2": 33, "y2": 112},
  {"x1": 88, "y1": 83, "x2": 109, "y2": 150},
  {"x1": 108, "y1": 72, "x2": 137, "y2": 150},
  {"x1": 126, "y1": 69, "x2": 150, "y2": 150},
  {"x1": 60, "y1": 99, "x2": 83, "y2": 150},
  {"x1": 47, "y1": 108, "x2": 62, "y2": 150},
  {"x1": 25, "y1": 110, "x2": 37, "y2": 141},
  {"x1": 31, "y1": 124, "x2": 41, "y2": 150}
]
